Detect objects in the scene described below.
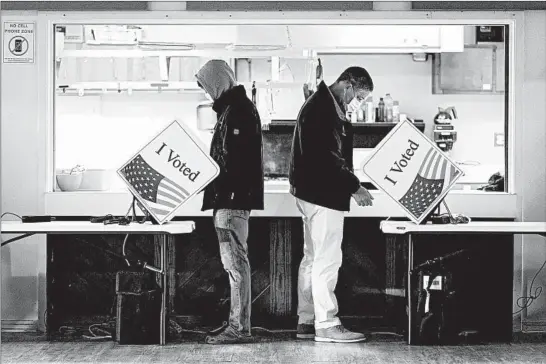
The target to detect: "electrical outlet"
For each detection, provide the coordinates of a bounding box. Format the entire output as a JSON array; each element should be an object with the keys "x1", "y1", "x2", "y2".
[
  {"x1": 494, "y1": 133, "x2": 505, "y2": 147},
  {"x1": 423, "y1": 275, "x2": 443, "y2": 290}
]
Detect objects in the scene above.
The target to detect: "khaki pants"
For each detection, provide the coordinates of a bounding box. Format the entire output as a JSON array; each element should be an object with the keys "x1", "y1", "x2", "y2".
[{"x1": 295, "y1": 198, "x2": 345, "y2": 329}]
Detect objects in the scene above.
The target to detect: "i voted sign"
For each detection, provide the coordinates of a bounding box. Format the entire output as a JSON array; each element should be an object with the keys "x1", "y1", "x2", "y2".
[
  {"x1": 117, "y1": 120, "x2": 220, "y2": 224},
  {"x1": 362, "y1": 120, "x2": 464, "y2": 224}
]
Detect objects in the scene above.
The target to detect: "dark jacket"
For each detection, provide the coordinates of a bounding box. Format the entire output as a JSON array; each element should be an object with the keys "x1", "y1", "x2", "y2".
[
  {"x1": 202, "y1": 85, "x2": 264, "y2": 211},
  {"x1": 289, "y1": 81, "x2": 360, "y2": 212}
]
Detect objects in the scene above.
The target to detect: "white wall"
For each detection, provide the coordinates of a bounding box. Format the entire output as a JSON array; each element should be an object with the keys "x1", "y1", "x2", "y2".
[
  {"x1": 519, "y1": 11, "x2": 546, "y2": 323},
  {"x1": 55, "y1": 93, "x2": 209, "y2": 169},
  {"x1": 1, "y1": 11, "x2": 47, "y2": 328},
  {"x1": 320, "y1": 54, "x2": 505, "y2": 165},
  {"x1": 55, "y1": 52, "x2": 505, "y2": 181},
  {"x1": 1, "y1": 10, "x2": 545, "y2": 330}
]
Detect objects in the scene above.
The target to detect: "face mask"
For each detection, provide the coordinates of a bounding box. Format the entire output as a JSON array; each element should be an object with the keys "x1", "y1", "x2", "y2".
[
  {"x1": 346, "y1": 97, "x2": 363, "y2": 113},
  {"x1": 344, "y1": 86, "x2": 363, "y2": 112}
]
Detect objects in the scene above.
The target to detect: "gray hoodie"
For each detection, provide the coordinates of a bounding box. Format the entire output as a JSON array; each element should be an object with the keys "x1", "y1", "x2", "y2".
[{"x1": 195, "y1": 60, "x2": 237, "y2": 101}]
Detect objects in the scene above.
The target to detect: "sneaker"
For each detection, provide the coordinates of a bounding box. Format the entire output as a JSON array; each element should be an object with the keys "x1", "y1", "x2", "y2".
[
  {"x1": 296, "y1": 323, "x2": 315, "y2": 339},
  {"x1": 205, "y1": 325, "x2": 252, "y2": 345},
  {"x1": 315, "y1": 325, "x2": 367, "y2": 343}
]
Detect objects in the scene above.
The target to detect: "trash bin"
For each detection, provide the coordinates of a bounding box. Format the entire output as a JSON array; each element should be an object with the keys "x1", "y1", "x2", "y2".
[{"x1": 115, "y1": 271, "x2": 161, "y2": 345}]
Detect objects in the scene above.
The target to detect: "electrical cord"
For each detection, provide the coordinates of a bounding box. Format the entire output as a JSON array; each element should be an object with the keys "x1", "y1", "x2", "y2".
[
  {"x1": 122, "y1": 234, "x2": 131, "y2": 266},
  {"x1": 57, "y1": 321, "x2": 115, "y2": 341},
  {"x1": 513, "y1": 258, "x2": 546, "y2": 315},
  {"x1": 0, "y1": 212, "x2": 29, "y2": 247},
  {"x1": 6, "y1": 204, "x2": 403, "y2": 339},
  {"x1": 83, "y1": 322, "x2": 114, "y2": 340},
  {"x1": 176, "y1": 320, "x2": 402, "y2": 337},
  {"x1": 90, "y1": 197, "x2": 153, "y2": 269},
  {"x1": 1, "y1": 233, "x2": 35, "y2": 247},
  {"x1": 437, "y1": 201, "x2": 471, "y2": 225},
  {"x1": 58, "y1": 325, "x2": 78, "y2": 336},
  {"x1": 43, "y1": 308, "x2": 48, "y2": 333},
  {"x1": 456, "y1": 160, "x2": 481, "y2": 166},
  {"x1": 430, "y1": 213, "x2": 471, "y2": 225},
  {"x1": 91, "y1": 197, "x2": 148, "y2": 226},
  {"x1": 1, "y1": 212, "x2": 22, "y2": 220}
]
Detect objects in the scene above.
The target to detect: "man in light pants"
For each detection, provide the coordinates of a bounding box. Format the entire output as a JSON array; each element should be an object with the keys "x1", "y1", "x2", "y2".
[{"x1": 289, "y1": 67, "x2": 374, "y2": 343}]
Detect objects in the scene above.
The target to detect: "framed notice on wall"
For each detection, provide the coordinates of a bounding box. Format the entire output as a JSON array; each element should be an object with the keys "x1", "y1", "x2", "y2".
[
  {"x1": 117, "y1": 120, "x2": 220, "y2": 225},
  {"x1": 3, "y1": 21, "x2": 35, "y2": 63},
  {"x1": 362, "y1": 120, "x2": 464, "y2": 224}
]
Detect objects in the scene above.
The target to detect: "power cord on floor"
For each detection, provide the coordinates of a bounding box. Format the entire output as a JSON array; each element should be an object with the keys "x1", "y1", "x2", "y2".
[
  {"x1": 43, "y1": 308, "x2": 48, "y2": 333},
  {"x1": 513, "y1": 258, "x2": 546, "y2": 315},
  {"x1": 58, "y1": 326, "x2": 77, "y2": 336},
  {"x1": 177, "y1": 321, "x2": 402, "y2": 337},
  {"x1": 82, "y1": 322, "x2": 115, "y2": 340},
  {"x1": 57, "y1": 322, "x2": 115, "y2": 341}
]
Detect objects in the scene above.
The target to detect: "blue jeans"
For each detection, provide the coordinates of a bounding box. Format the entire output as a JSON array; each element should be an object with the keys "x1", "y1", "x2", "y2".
[{"x1": 213, "y1": 209, "x2": 251, "y2": 335}]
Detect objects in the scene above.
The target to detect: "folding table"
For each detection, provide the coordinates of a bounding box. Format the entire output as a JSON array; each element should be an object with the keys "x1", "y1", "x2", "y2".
[
  {"x1": 380, "y1": 220, "x2": 546, "y2": 344},
  {"x1": 1, "y1": 220, "x2": 195, "y2": 345}
]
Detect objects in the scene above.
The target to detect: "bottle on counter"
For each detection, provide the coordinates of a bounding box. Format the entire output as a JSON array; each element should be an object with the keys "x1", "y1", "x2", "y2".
[
  {"x1": 385, "y1": 93, "x2": 394, "y2": 123},
  {"x1": 251, "y1": 81, "x2": 257, "y2": 106},
  {"x1": 365, "y1": 96, "x2": 374, "y2": 123},
  {"x1": 351, "y1": 110, "x2": 358, "y2": 123},
  {"x1": 357, "y1": 103, "x2": 364, "y2": 122},
  {"x1": 316, "y1": 58, "x2": 323, "y2": 86},
  {"x1": 393, "y1": 100, "x2": 400, "y2": 123},
  {"x1": 377, "y1": 97, "x2": 385, "y2": 122}
]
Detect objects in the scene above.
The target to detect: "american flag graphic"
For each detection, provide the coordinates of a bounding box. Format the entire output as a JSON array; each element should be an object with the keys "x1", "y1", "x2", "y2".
[
  {"x1": 399, "y1": 148, "x2": 461, "y2": 219},
  {"x1": 120, "y1": 154, "x2": 189, "y2": 220}
]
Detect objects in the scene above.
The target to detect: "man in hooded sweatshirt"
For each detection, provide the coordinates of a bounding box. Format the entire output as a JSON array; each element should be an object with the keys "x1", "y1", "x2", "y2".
[
  {"x1": 195, "y1": 60, "x2": 264, "y2": 344},
  {"x1": 289, "y1": 66, "x2": 374, "y2": 343}
]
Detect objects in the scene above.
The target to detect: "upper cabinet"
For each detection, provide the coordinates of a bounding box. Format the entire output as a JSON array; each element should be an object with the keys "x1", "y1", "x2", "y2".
[
  {"x1": 432, "y1": 44, "x2": 505, "y2": 94},
  {"x1": 288, "y1": 25, "x2": 463, "y2": 53},
  {"x1": 56, "y1": 24, "x2": 465, "y2": 59},
  {"x1": 54, "y1": 24, "x2": 466, "y2": 95}
]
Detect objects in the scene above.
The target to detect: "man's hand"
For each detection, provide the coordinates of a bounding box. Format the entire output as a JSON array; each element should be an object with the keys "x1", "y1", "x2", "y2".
[{"x1": 352, "y1": 186, "x2": 374, "y2": 207}]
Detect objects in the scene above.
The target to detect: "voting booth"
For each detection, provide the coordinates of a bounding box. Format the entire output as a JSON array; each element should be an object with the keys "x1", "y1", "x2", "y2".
[
  {"x1": 117, "y1": 120, "x2": 220, "y2": 224},
  {"x1": 363, "y1": 120, "x2": 464, "y2": 224},
  {"x1": 115, "y1": 120, "x2": 218, "y2": 344},
  {"x1": 364, "y1": 120, "x2": 466, "y2": 345}
]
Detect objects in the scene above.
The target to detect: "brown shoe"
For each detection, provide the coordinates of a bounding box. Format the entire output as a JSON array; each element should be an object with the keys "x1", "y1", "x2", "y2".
[
  {"x1": 315, "y1": 325, "x2": 367, "y2": 343},
  {"x1": 205, "y1": 325, "x2": 253, "y2": 345},
  {"x1": 296, "y1": 323, "x2": 315, "y2": 339}
]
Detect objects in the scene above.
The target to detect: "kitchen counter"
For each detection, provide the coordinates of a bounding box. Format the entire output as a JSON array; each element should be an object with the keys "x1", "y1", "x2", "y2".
[{"x1": 45, "y1": 181, "x2": 517, "y2": 218}]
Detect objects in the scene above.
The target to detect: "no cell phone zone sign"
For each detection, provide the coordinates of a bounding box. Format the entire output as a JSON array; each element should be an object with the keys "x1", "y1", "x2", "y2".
[{"x1": 3, "y1": 22, "x2": 35, "y2": 63}]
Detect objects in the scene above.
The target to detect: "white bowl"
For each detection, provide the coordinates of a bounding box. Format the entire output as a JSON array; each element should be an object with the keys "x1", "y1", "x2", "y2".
[
  {"x1": 79, "y1": 169, "x2": 114, "y2": 191},
  {"x1": 56, "y1": 173, "x2": 83, "y2": 191}
]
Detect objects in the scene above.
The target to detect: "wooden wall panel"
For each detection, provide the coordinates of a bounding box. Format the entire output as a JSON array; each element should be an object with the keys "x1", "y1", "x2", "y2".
[
  {"x1": 269, "y1": 219, "x2": 292, "y2": 316},
  {"x1": 46, "y1": 217, "x2": 513, "y2": 337}
]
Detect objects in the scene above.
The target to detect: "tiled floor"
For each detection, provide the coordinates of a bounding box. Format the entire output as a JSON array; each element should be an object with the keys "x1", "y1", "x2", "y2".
[{"x1": 2, "y1": 334, "x2": 546, "y2": 364}]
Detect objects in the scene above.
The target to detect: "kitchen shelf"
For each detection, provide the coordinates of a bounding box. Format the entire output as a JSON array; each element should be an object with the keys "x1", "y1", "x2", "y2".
[
  {"x1": 240, "y1": 81, "x2": 303, "y2": 89},
  {"x1": 59, "y1": 48, "x2": 314, "y2": 60},
  {"x1": 56, "y1": 81, "x2": 306, "y2": 95},
  {"x1": 266, "y1": 121, "x2": 425, "y2": 127},
  {"x1": 56, "y1": 81, "x2": 203, "y2": 95},
  {"x1": 352, "y1": 121, "x2": 425, "y2": 130},
  {"x1": 265, "y1": 121, "x2": 426, "y2": 135}
]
